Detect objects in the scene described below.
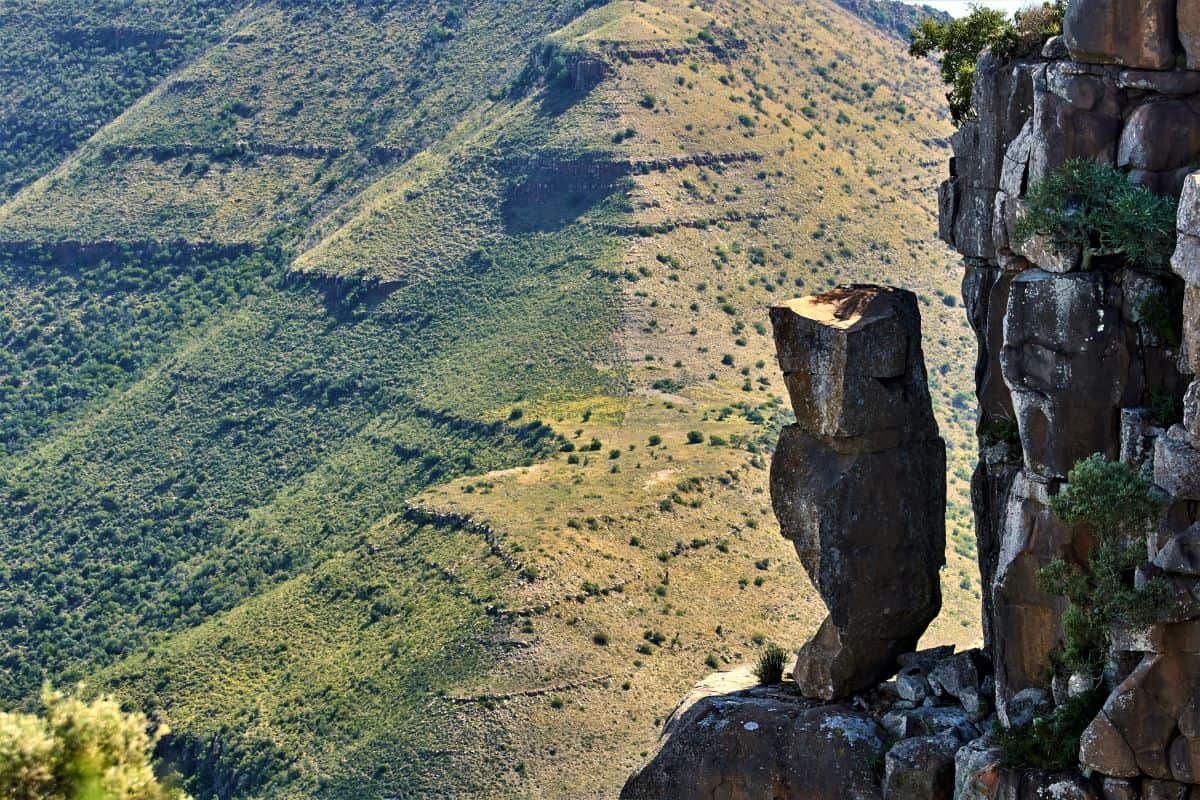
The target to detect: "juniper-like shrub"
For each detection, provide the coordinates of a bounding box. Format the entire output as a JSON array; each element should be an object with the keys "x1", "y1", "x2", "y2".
[
  {"x1": 1014, "y1": 160, "x2": 1178, "y2": 270},
  {"x1": 995, "y1": 687, "x2": 1104, "y2": 771},
  {"x1": 1040, "y1": 454, "x2": 1167, "y2": 675}
]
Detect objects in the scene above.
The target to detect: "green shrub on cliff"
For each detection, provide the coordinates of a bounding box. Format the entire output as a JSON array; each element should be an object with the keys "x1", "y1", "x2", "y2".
[
  {"x1": 1014, "y1": 160, "x2": 1178, "y2": 270},
  {"x1": 995, "y1": 686, "x2": 1104, "y2": 771},
  {"x1": 1040, "y1": 455, "x2": 1167, "y2": 674},
  {"x1": 0, "y1": 687, "x2": 188, "y2": 800},
  {"x1": 908, "y1": 7, "x2": 1010, "y2": 123},
  {"x1": 909, "y1": 3, "x2": 1063, "y2": 124}
]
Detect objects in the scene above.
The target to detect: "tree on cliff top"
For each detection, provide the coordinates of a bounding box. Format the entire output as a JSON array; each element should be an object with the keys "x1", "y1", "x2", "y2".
[
  {"x1": 909, "y1": 2, "x2": 1063, "y2": 124},
  {"x1": 0, "y1": 687, "x2": 189, "y2": 800}
]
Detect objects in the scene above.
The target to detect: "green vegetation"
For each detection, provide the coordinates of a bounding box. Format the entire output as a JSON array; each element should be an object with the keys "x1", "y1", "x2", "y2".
[
  {"x1": 979, "y1": 417, "x2": 1020, "y2": 448},
  {"x1": 0, "y1": 232, "x2": 609, "y2": 700},
  {"x1": 0, "y1": 1, "x2": 242, "y2": 197},
  {"x1": 1014, "y1": 160, "x2": 1179, "y2": 269},
  {"x1": 0, "y1": 687, "x2": 188, "y2": 800},
  {"x1": 996, "y1": 687, "x2": 1104, "y2": 771},
  {"x1": 0, "y1": 0, "x2": 976, "y2": 795},
  {"x1": 1041, "y1": 455, "x2": 1167, "y2": 675},
  {"x1": 909, "y1": 2, "x2": 1063, "y2": 123},
  {"x1": 753, "y1": 643, "x2": 788, "y2": 685},
  {"x1": 0, "y1": 246, "x2": 276, "y2": 454},
  {"x1": 995, "y1": 449, "x2": 1167, "y2": 772},
  {"x1": 831, "y1": 0, "x2": 950, "y2": 41}
]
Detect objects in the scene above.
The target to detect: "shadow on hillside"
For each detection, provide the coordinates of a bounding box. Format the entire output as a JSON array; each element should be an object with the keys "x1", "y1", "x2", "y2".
[{"x1": 501, "y1": 153, "x2": 627, "y2": 234}]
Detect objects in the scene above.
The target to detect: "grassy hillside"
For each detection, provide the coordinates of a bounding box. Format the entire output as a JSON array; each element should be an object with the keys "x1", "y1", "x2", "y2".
[
  {"x1": 0, "y1": 0, "x2": 977, "y2": 797},
  {"x1": 0, "y1": 0, "x2": 244, "y2": 197}
]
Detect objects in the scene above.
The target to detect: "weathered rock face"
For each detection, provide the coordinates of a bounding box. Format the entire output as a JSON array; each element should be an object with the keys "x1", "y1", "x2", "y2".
[
  {"x1": 942, "y1": 5, "x2": 1195, "y2": 745},
  {"x1": 770, "y1": 287, "x2": 946, "y2": 700},
  {"x1": 940, "y1": 1, "x2": 1200, "y2": 795},
  {"x1": 621, "y1": 647, "x2": 993, "y2": 800},
  {"x1": 990, "y1": 471, "x2": 1093, "y2": 722},
  {"x1": 1081, "y1": 622, "x2": 1200, "y2": 783},
  {"x1": 1064, "y1": 0, "x2": 1177, "y2": 69},
  {"x1": 940, "y1": 55, "x2": 1035, "y2": 262},
  {"x1": 770, "y1": 289, "x2": 939, "y2": 445},
  {"x1": 619, "y1": 673, "x2": 887, "y2": 800},
  {"x1": 1001, "y1": 269, "x2": 1126, "y2": 477}
]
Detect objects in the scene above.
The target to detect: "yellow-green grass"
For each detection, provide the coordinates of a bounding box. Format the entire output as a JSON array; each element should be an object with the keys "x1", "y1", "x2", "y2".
[{"x1": 0, "y1": 0, "x2": 983, "y2": 797}]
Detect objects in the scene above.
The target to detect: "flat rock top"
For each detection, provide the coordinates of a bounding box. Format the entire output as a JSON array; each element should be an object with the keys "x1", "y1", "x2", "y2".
[{"x1": 773, "y1": 285, "x2": 902, "y2": 332}]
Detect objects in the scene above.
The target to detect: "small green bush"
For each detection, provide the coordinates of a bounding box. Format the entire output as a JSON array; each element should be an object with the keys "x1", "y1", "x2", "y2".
[
  {"x1": 1014, "y1": 160, "x2": 1178, "y2": 270},
  {"x1": 1041, "y1": 455, "x2": 1167, "y2": 674},
  {"x1": 979, "y1": 417, "x2": 1020, "y2": 448},
  {"x1": 753, "y1": 643, "x2": 788, "y2": 686},
  {"x1": 996, "y1": 687, "x2": 1104, "y2": 771}
]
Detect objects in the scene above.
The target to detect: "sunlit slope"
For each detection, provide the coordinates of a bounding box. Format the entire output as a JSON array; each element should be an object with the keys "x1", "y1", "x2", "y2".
[
  {"x1": 0, "y1": 0, "x2": 596, "y2": 243},
  {"x1": 0, "y1": 0, "x2": 977, "y2": 798}
]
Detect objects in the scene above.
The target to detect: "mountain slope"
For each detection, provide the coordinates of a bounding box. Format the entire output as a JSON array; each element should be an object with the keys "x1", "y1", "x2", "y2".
[
  {"x1": 0, "y1": 0, "x2": 244, "y2": 198},
  {"x1": 0, "y1": 1, "x2": 977, "y2": 797}
]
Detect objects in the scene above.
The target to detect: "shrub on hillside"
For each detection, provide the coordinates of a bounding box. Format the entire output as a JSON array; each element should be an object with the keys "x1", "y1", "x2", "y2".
[
  {"x1": 1014, "y1": 160, "x2": 1178, "y2": 270},
  {"x1": 753, "y1": 643, "x2": 788, "y2": 686},
  {"x1": 0, "y1": 687, "x2": 189, "y2": 800}
]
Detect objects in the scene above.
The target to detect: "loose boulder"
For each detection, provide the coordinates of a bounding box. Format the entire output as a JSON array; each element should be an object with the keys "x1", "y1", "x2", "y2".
[{"x1": 883, "y1": 734, "x2": 960, "y2": 800}]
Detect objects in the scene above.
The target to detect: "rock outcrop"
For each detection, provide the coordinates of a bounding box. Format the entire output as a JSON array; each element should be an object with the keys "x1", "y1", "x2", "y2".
[
  {"x1": 770, "y1": 287, "x2": 947, "y2": 700},
  {"x1": 621, "y1": 647, "x2": 993, "y2": 800},
  {"x1": 624, "y1": 1, "x2": 1200, "y2": 798},
  {"x1": 620, "y1": 674, "x2": 887, "y2": 800}
]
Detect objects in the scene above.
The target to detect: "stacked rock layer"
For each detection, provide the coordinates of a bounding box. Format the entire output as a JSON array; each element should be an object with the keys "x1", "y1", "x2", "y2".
[{"x1": 769, "y1": 287, "x2": 947, "y2": 700}]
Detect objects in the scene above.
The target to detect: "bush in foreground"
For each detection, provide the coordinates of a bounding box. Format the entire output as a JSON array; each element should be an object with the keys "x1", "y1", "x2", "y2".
[{"x1": 0, "y1": 687, "x2": 188, "y2": 800}]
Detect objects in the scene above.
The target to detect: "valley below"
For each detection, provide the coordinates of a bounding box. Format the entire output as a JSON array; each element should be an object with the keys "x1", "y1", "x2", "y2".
[{"x1": 0, "y1": 0, "x2": 979, "y2": 796}]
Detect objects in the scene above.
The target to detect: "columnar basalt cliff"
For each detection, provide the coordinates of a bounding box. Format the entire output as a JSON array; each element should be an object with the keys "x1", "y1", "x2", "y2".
[{"x1": 943, "y1": 0, "x2": 1200, "y2": 795}]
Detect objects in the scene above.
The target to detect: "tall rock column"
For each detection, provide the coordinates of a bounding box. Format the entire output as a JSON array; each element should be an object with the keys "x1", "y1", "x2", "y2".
[{"x1": 770, "y1": 286, "x2": 947, "y2": 700}]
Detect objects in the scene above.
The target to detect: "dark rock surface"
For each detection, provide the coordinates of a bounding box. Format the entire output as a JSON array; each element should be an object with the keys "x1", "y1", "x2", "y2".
[
  {"x1": 770, "y1": 287, "x2": 945, "y2": 700},
  {"x1": 621, "y1": 647, "x2": 993, "y2": 800},
  {"x1": 619, "y1": 672, "x2": 886, "y2": 800}
]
